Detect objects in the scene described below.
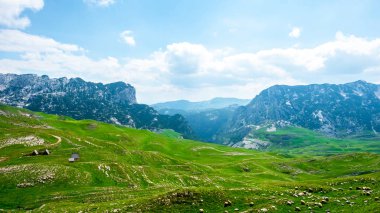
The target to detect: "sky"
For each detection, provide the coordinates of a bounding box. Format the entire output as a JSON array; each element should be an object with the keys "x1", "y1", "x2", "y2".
[{"x1": 0, "y1": 0, "x2": 380, "y2": 104}]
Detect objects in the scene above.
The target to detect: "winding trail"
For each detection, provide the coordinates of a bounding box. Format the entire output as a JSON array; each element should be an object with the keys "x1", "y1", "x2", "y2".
[{"x1": 49, "y1": 135, "x2": 62, "y2": 147}]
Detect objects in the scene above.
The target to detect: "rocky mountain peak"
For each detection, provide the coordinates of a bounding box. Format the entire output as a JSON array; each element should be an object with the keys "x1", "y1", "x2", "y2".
[
  {"x1": 221, "y1": 81, "x2": 380, "y2": 144},
  {"x1": 0, "y1": 73, "x2": 137, "y2": 106},
  {"x1": 0, "y1": 73, "x2": 192, "y2": 138}
]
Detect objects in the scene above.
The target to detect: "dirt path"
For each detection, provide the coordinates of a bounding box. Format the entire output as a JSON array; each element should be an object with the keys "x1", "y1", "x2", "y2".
[
  {"x1": 84, "y1": 140, "x2": 103, "y2": 148},
  {"x1": 49, "y1": 135, "x2": 62, "y2": 147}
]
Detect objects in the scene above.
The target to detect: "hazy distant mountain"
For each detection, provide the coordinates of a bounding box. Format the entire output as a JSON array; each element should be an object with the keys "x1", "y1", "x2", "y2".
[
  {"x1": 0, "y1": 73, "x2": 193, "y2": 138},
  {"x1": 219, "y1": 80, "x2": 380, "y2": 146},
  {"x1": 152, "y1": 97, "x2": 250, "y2": 114},
  {"x1": 181, "y1": 106, "x2": 237, "y2": 143},
  {"x1": 152, "y1": 97, "x2": 250, "y2": 142}
]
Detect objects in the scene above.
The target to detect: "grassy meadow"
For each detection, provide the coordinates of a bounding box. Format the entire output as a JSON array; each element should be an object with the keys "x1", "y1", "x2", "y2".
[{"x1": 1, "y1": 104, "x2": 380, "y2": 212}]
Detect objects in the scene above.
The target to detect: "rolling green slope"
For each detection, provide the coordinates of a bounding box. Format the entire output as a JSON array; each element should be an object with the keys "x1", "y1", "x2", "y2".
[
  {"x1": 1, "y1": 104, "x2": 380, "y2": 212},
  {"x1": 241, "y1": 126, "x2": 380, "y2": 155}
]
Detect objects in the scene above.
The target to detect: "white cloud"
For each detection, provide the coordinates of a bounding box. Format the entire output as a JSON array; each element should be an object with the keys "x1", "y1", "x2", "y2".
[
  {"x1": 165, "y1": 42, "x2": 213, "y2": 74},
  {"x1": 289, "y1": 27, "x2": 301, "y2": 38},
  {"x1": 0, "y1": 30, "x2": 120, "y2": 82},
  {"x1": 84, "y1": 0, "x2": 115, "y2": 7},
  {"x1": 0, "y1": 0, "x2": 44, "y2": 29},
  {"x1": 0, "y1": 29, "x2": 81, "y2": 53},
  {"x1": 120, "y1": 31, "x2": 136, "y2": 46},
  {"x1": 1, "y1": 31, "x2": 380, "y2": 103},
  {"x1": 122, "y1": 33, "x2": 380, "y2": 102}
]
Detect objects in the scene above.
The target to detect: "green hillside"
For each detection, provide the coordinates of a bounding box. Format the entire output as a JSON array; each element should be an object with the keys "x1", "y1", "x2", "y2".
[
  {"x1": 1, "y1": 104, "x2": 380, "y2": 212},
  {"x1": 244, "y1": 126, "x2": 380, "y2": 155}
]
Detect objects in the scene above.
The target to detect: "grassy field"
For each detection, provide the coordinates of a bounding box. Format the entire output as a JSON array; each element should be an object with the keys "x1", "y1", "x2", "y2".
[
  {"x1": 1, "y1": 104, "x2": 380, "y2": 212},
  {"x1": 245, "y1": 126, "x2": 380, "y2": 156}
]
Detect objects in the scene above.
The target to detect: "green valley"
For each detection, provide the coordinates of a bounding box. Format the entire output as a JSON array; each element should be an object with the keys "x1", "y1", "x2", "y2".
[{"x1": 1, "y1": 104, "x2": 380, "y2": 212}]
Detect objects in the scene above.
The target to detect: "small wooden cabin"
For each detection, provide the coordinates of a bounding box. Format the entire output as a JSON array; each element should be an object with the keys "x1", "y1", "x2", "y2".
[{"x1": 68, "y1": 153, "x2": 80, "y2": 162}]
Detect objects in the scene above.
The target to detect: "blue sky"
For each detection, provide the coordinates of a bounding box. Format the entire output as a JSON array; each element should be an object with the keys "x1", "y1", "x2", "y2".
[{"x1": 1, "y1": 0, "x2": 380, "y2": 103}]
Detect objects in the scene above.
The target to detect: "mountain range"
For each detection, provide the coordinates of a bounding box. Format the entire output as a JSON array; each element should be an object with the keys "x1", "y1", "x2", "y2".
[
  {"x1": 153, "y1": 81, "x2": 380, "y2": 147},
  {"x1": 220, "y1": 80, "x2": 380, "y2": 146},
  {"x1": 0, "y1": 73, "x2": 193, "y2": 138},
  {"x1": 1, "y1": 74, "x2": 379, "y2": 149}
]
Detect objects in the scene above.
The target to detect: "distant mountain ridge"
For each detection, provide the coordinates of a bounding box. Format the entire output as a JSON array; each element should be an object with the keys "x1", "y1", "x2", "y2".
[
  {"x1": 0, "y1": 73, "x2": 193, "y2": 137},
  {"x1": 152, "y1": 97, "x2": 250, "y2": 142},
  {"x1": 152, "y1": 97, "x2": 250, "y2": 113},
  {"x1": 220, "y1": 80, "x2": 380, "y2": 146}
]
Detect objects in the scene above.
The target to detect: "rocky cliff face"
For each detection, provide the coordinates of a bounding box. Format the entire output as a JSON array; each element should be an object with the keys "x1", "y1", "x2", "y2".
[
  {"x1": 0, "y1": 74, "x2": 193, "y2": 138},
  {"x1": 0, "y1": 74, "x2": 137, "y2": 107},
  {"x1": 221, "y1": 81, "x2": 380, "y2": 144}
]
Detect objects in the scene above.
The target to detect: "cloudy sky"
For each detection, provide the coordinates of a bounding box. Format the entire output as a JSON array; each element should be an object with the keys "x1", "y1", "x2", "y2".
[{"x1": 0, "y1": 0, "x2": 380, "y2": 103}]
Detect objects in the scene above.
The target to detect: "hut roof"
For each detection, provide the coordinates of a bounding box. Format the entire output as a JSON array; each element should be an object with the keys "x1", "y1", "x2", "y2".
[
  {"x1": 32, "y1": 150, "x2": 39, "y2": 155},
  {"x1": 71, "y1": 153, "x2": 80, "y2": 159}
]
